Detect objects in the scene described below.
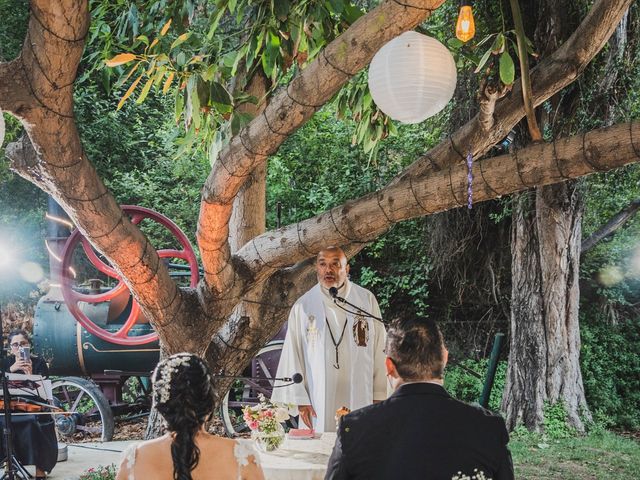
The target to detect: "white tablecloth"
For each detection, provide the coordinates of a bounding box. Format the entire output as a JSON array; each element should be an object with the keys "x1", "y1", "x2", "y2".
[{"x1": 259, "y1": 432, "x2": 336, "y2": 480}]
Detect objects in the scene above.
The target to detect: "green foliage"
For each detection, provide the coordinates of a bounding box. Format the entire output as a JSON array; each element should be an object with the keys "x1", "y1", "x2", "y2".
[
  {"x1": 444, "y1": 359, "x2": 507, "y2": 413},
  {"x1": 355, "y1": 221, "x2": 430, "y2": 317},
  {"x1": 267, "y1": 105, "x2": 449, "y2": 317},
  {"x1": 542, "y1": 402, "x2": 577, "y2": 440},
  {"x1": 75, "y1": 82, "x2": 206, "y2": 249},
  {"x1": 0, "y1": 0, "x2": 28, "y2": 61},
  {"x1": 580, "y1": 313, "x2": 640, "y2": 430},
  {"x1": 102, "y1": 0, "x2": 364, "y2": 156}
]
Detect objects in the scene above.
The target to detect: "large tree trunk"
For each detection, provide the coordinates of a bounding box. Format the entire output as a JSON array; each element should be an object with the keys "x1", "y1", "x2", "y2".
[
  {"x1": 504, "y1": 183, "x2": 588, "y2": 431},
  {"x1": 502, "y1": 0, "x2": 631, "y2": 432}
]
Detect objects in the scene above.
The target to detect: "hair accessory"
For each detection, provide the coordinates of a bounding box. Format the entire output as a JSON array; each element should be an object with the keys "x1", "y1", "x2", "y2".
[{"x1": 152, "y1": 353, "x2": 193, "y2": 405}]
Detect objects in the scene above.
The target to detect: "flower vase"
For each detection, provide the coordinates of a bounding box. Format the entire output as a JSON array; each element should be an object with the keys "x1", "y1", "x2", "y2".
[{"x1": 251, "y1": 423, "x2": 285, "y2": 452}]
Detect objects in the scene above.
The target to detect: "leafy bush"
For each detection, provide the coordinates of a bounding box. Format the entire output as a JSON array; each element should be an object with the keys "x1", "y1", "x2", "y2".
[
  {"x1": 444, "y1": 359, "x2": 507, "y2": 413},
  {"x1": 580, "y1": 315, "x2": 640, "y2": 430},
  {"x1": 542, "y1": 402, "x2": 577, "y2": 440}
]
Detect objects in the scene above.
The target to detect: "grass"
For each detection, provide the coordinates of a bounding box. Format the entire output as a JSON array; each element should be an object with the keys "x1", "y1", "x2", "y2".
[{"x1": 511, "y1": 430, "x2": 640, "y2": 479}]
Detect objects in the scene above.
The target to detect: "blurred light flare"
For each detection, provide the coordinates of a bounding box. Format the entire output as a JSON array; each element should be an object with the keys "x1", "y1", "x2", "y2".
[
  {"x1": 597, "y1": 265, "x2": 624, "y2": 287},
  {"x1": 19, "y1": 262, "x2": 44, "y2": 283}
]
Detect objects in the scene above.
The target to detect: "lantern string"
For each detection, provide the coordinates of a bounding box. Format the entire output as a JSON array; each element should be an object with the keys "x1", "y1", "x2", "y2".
[{"x1": 466, "y1": 151, "x2": 473, "y2": 209}]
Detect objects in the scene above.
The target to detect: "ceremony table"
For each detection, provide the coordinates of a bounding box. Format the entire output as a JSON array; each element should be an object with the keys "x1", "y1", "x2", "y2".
[{"x1": 258, "y1": 432, "x2": 336, "y2": 480}]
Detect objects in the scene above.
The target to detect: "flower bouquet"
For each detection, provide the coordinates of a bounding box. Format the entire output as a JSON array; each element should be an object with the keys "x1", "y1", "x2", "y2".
[{"x1": 242, "y1": 394, "x2": 290, "y2": 452}]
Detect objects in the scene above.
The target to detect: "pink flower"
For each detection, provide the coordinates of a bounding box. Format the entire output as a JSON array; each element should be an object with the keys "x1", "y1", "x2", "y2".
[{"x1": 248, "y1": 420, "x2": 259, "y2": 430}]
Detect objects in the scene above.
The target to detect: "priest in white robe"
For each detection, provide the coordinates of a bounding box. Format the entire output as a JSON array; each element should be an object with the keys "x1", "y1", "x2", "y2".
[{"x1": 271, "y1": 247, "x2": 387, "y2": 433}]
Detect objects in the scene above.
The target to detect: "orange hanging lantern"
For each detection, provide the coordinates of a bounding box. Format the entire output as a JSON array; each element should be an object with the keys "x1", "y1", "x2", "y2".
[{"x1": 456, "y1": 1, "x2": 475, "y2": 43}]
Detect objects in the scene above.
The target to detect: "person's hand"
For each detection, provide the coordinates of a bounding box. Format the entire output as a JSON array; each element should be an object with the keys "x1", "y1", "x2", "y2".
[
  {"x1": 298, "y1": 404, "x2": 316, "y2": 429},
  {"x1": 10, "y1": 358, "x2": 31, "y2": 374},
  {"x1": 22, "y1": 359, "x2": 33, "y2": 375}
]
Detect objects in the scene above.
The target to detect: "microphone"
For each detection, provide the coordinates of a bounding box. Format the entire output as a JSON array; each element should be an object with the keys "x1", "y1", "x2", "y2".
[{"x1": 328, "y1": 287, "x2": 386, "y2": 324}]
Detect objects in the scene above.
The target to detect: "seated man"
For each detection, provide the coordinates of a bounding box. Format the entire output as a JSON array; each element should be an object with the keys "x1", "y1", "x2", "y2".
[
  {"x1": 325, "y1": 318, "x2": 514, "y2": 480},
  {"x1": 1, "y1": 329, "x2": 57, "y2": 480}
]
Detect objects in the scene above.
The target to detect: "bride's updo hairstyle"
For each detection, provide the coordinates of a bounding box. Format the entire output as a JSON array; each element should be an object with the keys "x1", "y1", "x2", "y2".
[{"x1": 152, "y1": 353, "x2": 215, "y2": 480}]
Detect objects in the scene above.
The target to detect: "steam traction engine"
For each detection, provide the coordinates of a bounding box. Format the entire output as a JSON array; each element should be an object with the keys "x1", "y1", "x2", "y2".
[{"x1": 33, "y1": 202, "x2": 283, "y2": 440}]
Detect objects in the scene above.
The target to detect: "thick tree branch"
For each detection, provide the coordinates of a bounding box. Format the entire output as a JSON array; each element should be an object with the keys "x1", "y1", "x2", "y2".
[
  {"x1": 477, "y1": 80, "x2": 511, "y2": 132},
  {"x1": 4, "y1": 0, "x2": 187, "y2": 342},
  {"x1": 197, "y1": 0, "x2": 445, "y2": 295},
  {"x1": 0, "y1": 59, "x2": 32, "y2": 113},
  {"x1": 239, "y1": 122, "x2": 640, "y2": 277},
  {"x1": 581, "y1": 199, "x2": 640, "y2": 253},
  {"x1": 398, "y1": 0, "x2": 633, "y2": 181}
]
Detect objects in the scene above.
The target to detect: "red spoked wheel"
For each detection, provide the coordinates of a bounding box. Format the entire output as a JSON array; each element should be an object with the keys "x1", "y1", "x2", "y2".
[{"x1": 60, "y1": 206, "x2": 199, "y2": 346}]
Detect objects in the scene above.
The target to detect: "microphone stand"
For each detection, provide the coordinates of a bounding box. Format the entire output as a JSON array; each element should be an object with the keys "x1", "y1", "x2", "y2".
[
  {"x1": 213, "y1": 373, "x2": 303, "y2": 388},
  {"x1": 0, "y1": 302, "x2": 31, "y2": 480},
  {"x1": 328, "y1": 288, "x2": 387, "y2": 324}
]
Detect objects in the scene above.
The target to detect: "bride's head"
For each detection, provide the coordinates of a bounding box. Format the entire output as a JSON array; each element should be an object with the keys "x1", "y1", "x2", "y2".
[{"x1": 152, "y1": 353, "x2": 215, "y2": 479}]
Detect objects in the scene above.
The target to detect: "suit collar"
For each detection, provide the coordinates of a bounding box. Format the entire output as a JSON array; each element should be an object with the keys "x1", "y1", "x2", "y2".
[{"x1": 390, "y1": 382, "x2": 450, "y2": 399}]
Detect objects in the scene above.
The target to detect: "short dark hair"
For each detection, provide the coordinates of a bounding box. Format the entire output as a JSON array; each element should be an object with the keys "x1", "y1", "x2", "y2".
[
  {"x1": 385, "y1": 318, "x2": 446, "y2": 381},
  {"x1": 8, "y1": 329, "x2": 31, "y2": 345}
]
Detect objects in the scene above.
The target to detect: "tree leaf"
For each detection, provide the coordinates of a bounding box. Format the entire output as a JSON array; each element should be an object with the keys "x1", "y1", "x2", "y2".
[
  {"x1": 328, "y1": 0, "x2": 344, "y2": 14},
  {"x1": 210, "y1": 81, "x2": 233, "y2": 106},
  {"x1": 342, "y1": 3, "x2": 363, "y2": 24},
  {"x1": 117, "y1": 74, "x2": 142, "y2": 110},
  {"x1": 105, "y1": 53, "x2": 136, "y2": 67},
  {"x1": 174, "y1": 91, "x2": 184, "y2": 122},
  {"x1": 474, "y1": 48, "x2": 492, "y2": 73},
  {"x1": 447, "y1": 37, "x2": 464, "y2": 49},
  {"x1": 162, "y1": 72, "x2": 175, "y2": 94},
  {"x1": 171, "y1": 33, "x2": 191, "y2": 51},
  {"x1": 499, "y1": 50, "x2": 515, "y2": 85},
  {"x1": 136, "y1": 75, "x2": 155, "y2": 104},
  {"x1": 160, "y1": 19, "x2": 172, "y2": 36},
  {"x1": 491, "y1": 33, "x2": 505, "y2": 54},
  {"x1": 274, "y1": 0, "x2": 289, "y2": 21}
]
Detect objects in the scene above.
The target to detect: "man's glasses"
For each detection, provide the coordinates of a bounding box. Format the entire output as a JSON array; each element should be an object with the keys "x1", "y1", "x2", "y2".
[{"x1": 10, "y1": 341, "x2": 29, "y2": 348}]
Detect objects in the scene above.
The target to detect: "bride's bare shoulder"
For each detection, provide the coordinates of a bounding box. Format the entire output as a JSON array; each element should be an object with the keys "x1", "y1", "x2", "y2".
[{"x1": 198, "y1": 433, "x2": 237, "y2": 449}]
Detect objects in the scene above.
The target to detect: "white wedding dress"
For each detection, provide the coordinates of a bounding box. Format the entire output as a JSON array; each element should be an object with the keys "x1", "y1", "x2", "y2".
[{"x1": 120, "y1": 438, "x2": 260, "y2": 480}]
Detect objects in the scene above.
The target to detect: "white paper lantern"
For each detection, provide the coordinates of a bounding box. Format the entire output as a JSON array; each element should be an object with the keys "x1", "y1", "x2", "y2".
[{"x1": 368, "y1": 31, "x2": 457, "y2": 124}]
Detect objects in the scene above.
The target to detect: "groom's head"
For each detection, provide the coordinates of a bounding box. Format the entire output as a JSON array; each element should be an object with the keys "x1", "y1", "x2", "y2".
[{"x1": 385, "y1": 318, "x2": 448, "y2": 386}]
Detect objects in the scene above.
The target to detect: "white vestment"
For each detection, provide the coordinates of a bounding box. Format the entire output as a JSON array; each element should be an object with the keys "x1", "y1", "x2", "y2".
[{"x1": 271, "y1": 281, "x2": 387, "y2": 432}]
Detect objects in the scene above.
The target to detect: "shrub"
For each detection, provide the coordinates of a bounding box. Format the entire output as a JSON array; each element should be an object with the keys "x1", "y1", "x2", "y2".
[
  {"x1": 580, "y1": 315, "x2": 640, "y2": 430},
  {"x1": 444, "y1": 359, "x2": 507, "y2": 412}
]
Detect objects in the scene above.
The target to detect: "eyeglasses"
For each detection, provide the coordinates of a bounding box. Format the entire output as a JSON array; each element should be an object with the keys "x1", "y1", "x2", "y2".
[{"x1": 10, "y1": 341, "x2": 29, "y2": 348}]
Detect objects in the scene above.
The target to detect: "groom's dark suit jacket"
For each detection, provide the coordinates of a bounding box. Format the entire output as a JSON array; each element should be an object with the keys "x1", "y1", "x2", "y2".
[{"x1": 325, "y1": 382, "x2": 514, "y2": 480}]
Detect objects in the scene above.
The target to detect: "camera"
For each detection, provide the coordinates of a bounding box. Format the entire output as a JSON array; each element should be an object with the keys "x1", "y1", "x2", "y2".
[{"x1": 19, "y1": 346, "x2": 30, "y2": 362}]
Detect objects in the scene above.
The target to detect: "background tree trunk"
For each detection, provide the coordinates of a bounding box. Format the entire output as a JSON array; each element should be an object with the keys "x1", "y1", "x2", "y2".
[
  {"x1": 504, "y1": 184, "x2": 588, "y2": 431},
  {"x1": 501, "y1": 0, "x2": 631, "y2": 432}
]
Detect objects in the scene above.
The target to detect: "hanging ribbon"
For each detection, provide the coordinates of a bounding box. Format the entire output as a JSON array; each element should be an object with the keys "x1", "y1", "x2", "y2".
[{"x1": 466, "y1": 151, "x2": 473, "y2": 209}]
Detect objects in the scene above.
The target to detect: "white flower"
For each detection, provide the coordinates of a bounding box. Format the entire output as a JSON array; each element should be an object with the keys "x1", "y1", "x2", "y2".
[{"x1": 275, "y1": 407, "x2": 290, "y2": 423}]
